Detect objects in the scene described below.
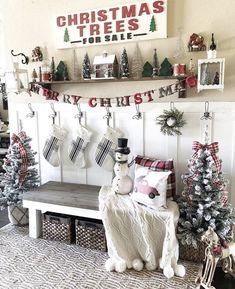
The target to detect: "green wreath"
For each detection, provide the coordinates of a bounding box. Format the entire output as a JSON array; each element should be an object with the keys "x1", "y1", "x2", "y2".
[{"x1": 156, "y1": 107, "x2": 186, "y2": 136}]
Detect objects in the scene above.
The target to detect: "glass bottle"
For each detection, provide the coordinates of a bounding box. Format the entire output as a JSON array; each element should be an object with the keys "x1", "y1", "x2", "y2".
[{"x1": 209, "y1": 33, "x2": 216, "y2": 50}]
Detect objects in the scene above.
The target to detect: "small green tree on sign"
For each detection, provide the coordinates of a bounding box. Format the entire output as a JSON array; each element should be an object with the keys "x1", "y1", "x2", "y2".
[
  {"x1": 64, "y1": 27, "x2": 70, "y2": 42},
  {"x1": 149, "y1": 15, "x2": 157, "y2": 32}
]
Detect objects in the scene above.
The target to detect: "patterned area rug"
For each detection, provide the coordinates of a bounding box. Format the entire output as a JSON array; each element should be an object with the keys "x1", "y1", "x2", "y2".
[{"x1": 0, "y1": 224, "x2": 201, "y2": 289}]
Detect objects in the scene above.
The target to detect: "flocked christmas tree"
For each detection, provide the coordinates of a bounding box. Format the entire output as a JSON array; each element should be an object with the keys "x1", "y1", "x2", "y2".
[
  {"x1": 177, "y1": 128, "x2": 234, "y2": 248},
  {"x1": 0, "y1": 131, "x2": 40, "y2": 209},
  {"x1": 201, "y1": 64, "x2": 210, "y2": 85},
  {"x1": 131, "y1": 43, "x2": 143, "y2": 79},
  {"x1": 82, "y1": 52, "x2": 91, "y2": 79},
  {"x1": 119, "y1": 48, "x2": 129, "y2": 78}
]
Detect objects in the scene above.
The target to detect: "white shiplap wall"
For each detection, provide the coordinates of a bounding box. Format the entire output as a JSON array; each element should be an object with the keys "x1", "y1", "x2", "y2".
[{"x1": 8, "y1": 92, "x2": 235, "y2": 207}]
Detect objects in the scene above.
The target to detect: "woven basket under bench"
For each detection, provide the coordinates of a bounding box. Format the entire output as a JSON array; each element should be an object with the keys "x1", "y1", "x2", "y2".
[
  {"x1": 75, "y1": 218, "x2": 107, "y2": 252},
  {"x1": 42, "y1": 212, "x2": 75, "y2": 244}
]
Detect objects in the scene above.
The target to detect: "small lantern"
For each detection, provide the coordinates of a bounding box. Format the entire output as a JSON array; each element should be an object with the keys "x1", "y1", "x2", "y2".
[{"x1": 5, "y1": 62, "x2": 28, "y2": 92}]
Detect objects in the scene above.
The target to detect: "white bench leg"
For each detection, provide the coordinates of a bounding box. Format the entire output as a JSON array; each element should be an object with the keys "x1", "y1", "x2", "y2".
[{"x1": 28, "y1": 208, "x2": 42, "y2": 238}]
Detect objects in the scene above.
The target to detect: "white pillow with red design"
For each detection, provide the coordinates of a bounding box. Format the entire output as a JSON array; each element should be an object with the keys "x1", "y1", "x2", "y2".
[{"x1": 131, "y1": 164, "x2": 171, "y2": 209}]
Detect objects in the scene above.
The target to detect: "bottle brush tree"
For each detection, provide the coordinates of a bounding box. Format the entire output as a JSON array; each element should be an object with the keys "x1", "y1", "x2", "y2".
[
  {"x1": 119, "y1": 48, "x2": 129, "y2": 78},
  {"x1": 82, "y1": 52, "x2": 91, "y2": 79}
]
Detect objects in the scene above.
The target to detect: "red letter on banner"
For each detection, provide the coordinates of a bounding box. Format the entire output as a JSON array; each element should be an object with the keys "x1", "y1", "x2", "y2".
[
  {"x1": 88, "y1": 98, "x2": 97, "y2": 107},
  {"x1": 134, "y1": 93, "x2": 143, "y2": 104},
  {"x1": 43, "y1": 88, "x2": 49, "y2": 98}
]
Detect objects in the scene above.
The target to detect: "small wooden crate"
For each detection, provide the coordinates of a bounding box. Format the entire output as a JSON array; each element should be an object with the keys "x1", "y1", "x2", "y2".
[
  {"x1": 75, "y1": 218, "x2": 107, "y2": 251},
  {"x1": 42, "y1": 212, "x2": 74, "y2": 244}
]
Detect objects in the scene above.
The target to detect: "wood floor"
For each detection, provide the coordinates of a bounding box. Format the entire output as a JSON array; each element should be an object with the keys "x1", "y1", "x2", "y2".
[{"x1": 0, "y1": 209, "x2": 234, "y2": 288}]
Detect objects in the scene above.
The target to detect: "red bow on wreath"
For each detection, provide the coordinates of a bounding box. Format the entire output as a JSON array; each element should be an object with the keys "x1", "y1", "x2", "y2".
[
  {"x1": 192, "y1": 141, "x2": 221, "y2": 173},
  {"x1": 11, "y1": 131, "x2": 28, "y2": 186}
]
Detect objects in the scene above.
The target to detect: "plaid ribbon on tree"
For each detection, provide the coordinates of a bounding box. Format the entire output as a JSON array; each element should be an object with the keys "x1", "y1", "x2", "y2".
[
  {"x1": 192, "y1": 141, "x2": 221, "y2": 172},
  {"x1": 11, "y1": 131, "x2": 28, "y2": 185},
  {"x1": 186, "y1": 141, "x2": 222, "y2": 186},
  {"x1": 220, "y1": 190, "x2": 228, "y2": 205}
]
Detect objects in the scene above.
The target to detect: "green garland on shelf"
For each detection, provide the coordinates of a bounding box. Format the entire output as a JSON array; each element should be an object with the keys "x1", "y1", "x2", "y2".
[{"x1": 156, "y1": 107, "x2": 186, "y2": 136}]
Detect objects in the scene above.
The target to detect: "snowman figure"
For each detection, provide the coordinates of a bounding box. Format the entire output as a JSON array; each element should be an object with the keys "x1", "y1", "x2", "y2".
[{"x1": 112, "y1": 138, "x2": 133, "y2": 195}]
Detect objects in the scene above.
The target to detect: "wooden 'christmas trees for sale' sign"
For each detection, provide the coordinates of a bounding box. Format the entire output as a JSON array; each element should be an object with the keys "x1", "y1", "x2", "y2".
[{"x1": 55, "y1": 0, "x2": 167, "y2": 48}]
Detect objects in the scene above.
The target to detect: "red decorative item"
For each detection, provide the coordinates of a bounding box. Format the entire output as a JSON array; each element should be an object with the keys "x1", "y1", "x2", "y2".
[
  {"x1": 42, "y1": 72, "x2": 50, "y2": 81},
  {"x1": 221, "y1": 190, "x2": 229, "y2": 205},
  {"x1": 186, "y1": 75, "x2": 197, "y2": 88},
  {"x1": 88, "y1": 97, "x2": 97, "y2": 108},
  {"x1": 191, "y1": 141, "x2": 221, "y2": 173},
  {"x1": 11, "y1": 131, "x2": 28, "y2": 185},
  {"x1": 135, "y1": 155, "x2": 176, "y2": 198},
  {"x1": 178, "y1": 64, "x2": 186, "y2": 75},
  {"x1": 187, "y1": 141, "x2": 222, "y2": 185},
  {"x1": 220, "y1": 239, "x2": 229, "y2": 249},
  {"x1": 188, "y1": 33, "x2": 206, "y2": 52},
  {"x1": 134, "y1": 92, "x2": 143, "y2": 104},
  {"x1": 212, "y1": 244, "x2": 222, "y2": 256}
]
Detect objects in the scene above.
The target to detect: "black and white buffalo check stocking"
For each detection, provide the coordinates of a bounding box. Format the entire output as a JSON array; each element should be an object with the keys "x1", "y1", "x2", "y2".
[
  {"x1": 68, "y1": 125, "x2": 92, "y2": 168},
  {"x1": 43, "y1": 124, "x2": 67, "y2": 167},
  {"x1": 95, "y1": 126, "x2": 122, "y2": 172}
]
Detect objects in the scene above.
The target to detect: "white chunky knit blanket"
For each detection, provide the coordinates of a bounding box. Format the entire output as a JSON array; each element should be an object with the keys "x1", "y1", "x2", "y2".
[{"x1": 99, "y1": 186, "x2": 185, "y2": 278}]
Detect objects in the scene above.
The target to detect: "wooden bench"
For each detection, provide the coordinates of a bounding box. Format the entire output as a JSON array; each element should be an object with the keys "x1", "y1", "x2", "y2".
[{"x1": 23, "y1": 181, "x2": 102, "y2": 238}]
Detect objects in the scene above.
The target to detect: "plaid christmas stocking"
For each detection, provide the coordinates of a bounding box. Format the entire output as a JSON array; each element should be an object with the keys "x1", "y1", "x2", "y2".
[
  {"x1": 68, "y1": 124, "x2": 92, "y2": 168},
  {"x1": 95, "y1": 126, "x2": 122, "y2": 172},
  {"x1": 43, "y1": 124, "x2": 67, "y2": 167}
]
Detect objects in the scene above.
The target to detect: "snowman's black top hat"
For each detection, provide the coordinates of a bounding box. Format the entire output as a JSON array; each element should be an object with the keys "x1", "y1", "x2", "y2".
[{"x1": 115, "y1": 138, "x2": 130, "y2": 154}]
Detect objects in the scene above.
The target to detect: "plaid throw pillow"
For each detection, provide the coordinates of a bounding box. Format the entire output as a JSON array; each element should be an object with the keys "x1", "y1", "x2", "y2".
[
  {"x1": 131, "y1": 164, "x2": 171, "y2": 209},
  {"x1": 135, "y1": 155, "x2": 176, "y2": 198}
]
